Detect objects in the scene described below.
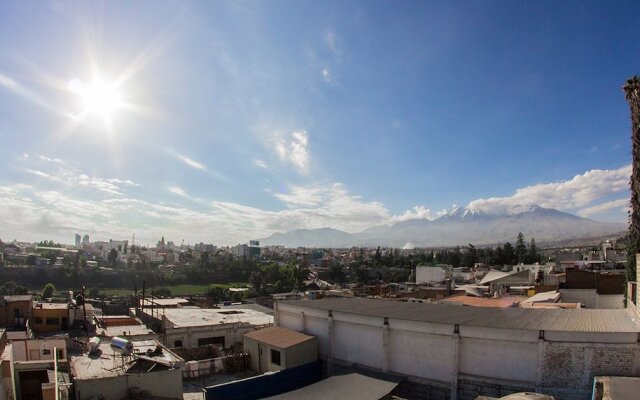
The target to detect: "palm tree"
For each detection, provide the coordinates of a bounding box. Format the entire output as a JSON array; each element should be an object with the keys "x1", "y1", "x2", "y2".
[{"x1": 623, "y1": 76, "x2": 640, "y2": 287}]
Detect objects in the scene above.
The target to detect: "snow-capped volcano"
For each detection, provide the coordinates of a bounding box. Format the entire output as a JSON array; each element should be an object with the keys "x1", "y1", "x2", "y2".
[{"x1": 260, "y1": 203, "x2": 625, "y2": 248}]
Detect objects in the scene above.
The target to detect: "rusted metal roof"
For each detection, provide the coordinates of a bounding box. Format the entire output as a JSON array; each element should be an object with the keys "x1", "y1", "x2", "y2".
[
  {"x1": 244, "y1": 326, "x2": 315, "y2": 348},
  {"x1": 281, "y1": 298, "x2": 640, "y2": 333}
]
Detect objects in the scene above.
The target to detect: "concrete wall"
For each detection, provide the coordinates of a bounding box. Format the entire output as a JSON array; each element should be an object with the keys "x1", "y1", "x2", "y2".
[
  {"x1": 243, "y1": 336, "x2": 317, "y2": 373},
  {"x1": 277, "y1": 302, "x2": 640, "y2": 400},
  {"x1": 75, "y1": 368, "x2": 182, "y2": 400},
  {"x1": 560, "y1": 289, "x2": 624, "y2": 309},
  {"x1": 164, "y1": 323, "x2": 257, "y2": 349},
  {"x1": 11, "y1": 338, "x2": 66, "y2": 362}
]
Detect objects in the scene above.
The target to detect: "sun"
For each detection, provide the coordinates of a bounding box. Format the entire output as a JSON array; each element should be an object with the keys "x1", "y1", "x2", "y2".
[{"x1": 69, "y1": 76, "x2": 123, "y2": 122}]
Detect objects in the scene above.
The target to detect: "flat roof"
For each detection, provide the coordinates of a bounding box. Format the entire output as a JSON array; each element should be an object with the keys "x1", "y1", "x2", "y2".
[
  {"x1": 70, "y1": 340, "x2": 183, "y2": 381},
  {"x1": 264, "y1": 372, "x2": 400, "y2": 400},
  {"x1": 160, "y1": 308, "x2": 274, "y2": 328},
  {"x1": 97, "y1": 325, "x2": 156, "y2": 338},
  {"x1": 281, "y1": 298, "x2": 640, "y2": 333},
  {"x1": 142, "y1": 298, "x2": 190, "y2": 307},
  {"x1": 35, "y1": 302, "x2": 68, "y2": 309},
  {"x1": 244, "y1": 326, "x2": 314, "y2": 348},
  {"x1": 440, "y1": 295, "x2": 527, "y2": 308},
  {"x1": 3, "y1": 295, "x2": 32, "y2": 302}
]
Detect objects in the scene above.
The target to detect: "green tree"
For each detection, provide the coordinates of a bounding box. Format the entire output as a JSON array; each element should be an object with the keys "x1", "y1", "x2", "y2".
[
  {"x1": 515, "y1": 232, "x2": 527, "y2": 264},
  {"x1": 42, "y1": 283, "x2": 55, "y2": 299},
  {"x1": 526, "y1": 238, "x2": 540, "y2": 264},
  {"x1": 624, "y1": 76, "x2": 640, "y2": 289},
  {"x1": 503, "y1": 242, "x2": 515, "y2": 265},
  {"x1": 88, "y1": 287, "x2": 101, "y2": 298},
  {"x1": 154, "y1": 287, "x2": 172, "y2": 297},
  {"x1": 249, "y1": 270, "x2": 265, "y2": 294},
  {"x1": 107, "y1": 249, "x2": 118, "y2": 266}
]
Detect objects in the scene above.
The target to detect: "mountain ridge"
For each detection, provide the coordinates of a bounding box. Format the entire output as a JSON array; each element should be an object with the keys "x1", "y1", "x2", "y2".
[{"x1": 259, "y1": 204, "x2": 626, "y2": 248}]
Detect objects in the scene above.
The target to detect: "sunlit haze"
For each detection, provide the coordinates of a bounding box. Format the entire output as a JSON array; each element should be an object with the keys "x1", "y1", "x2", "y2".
[{"x1": 0, "y1": 1, "x2": 638, "y2": 246}]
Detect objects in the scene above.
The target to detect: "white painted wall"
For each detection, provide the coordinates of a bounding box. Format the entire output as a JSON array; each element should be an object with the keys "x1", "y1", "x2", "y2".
[
  {"x1": 277, "y1": 302, "x2": 640, "y2": 400},
  {"x1": 560, "y1": 289, "x2": 624, "y2": 309},
  {"x1": 416, "y1": 267, "x2": 445, "y2": 284}
]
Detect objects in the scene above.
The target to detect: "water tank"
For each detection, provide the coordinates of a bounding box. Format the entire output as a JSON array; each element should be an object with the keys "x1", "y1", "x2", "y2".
[
  {"x1": 110, "y1": 337, "x2": 133, "y2": 356},
  {"x1": 88, "y1": 337, "x2": 100, "y2": 353}
]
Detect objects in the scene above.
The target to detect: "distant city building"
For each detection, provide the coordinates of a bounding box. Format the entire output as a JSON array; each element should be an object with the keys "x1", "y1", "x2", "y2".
[
  {"x1": 74, "y1": 233, "x2": 81, "y2": 248},
  {"x1": 82, "y1": 234, "x2": 89, "y2": 245}
]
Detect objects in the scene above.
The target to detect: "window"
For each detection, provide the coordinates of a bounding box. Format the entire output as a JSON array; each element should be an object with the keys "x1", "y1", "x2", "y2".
[
  {"x1": 56, "y1": 349, "x2": 64, "y2": 359},
  {"x1": 174, "y1": 340, "x2": 183, "y2": 348},
  {"x1": 42, "y1": 349, "x2": 51, "y2": 355},
  {"x1": 270, "y1": 349, "x2": 281, "y2": 366},
  {"x1": 46, "y1": 317, "x2": 59, "y2": 326},
  {"x1": 34, "y1": 317, "x2": 43, "y2": 324}
]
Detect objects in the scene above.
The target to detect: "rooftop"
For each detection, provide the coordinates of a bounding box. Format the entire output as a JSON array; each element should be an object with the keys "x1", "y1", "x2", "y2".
[
  {"x1": 141, "y1": 298, "x2": 190, "y2": 307},
  {"x1": 244, "y1": 326, "x2": 314, "y2": 349},
  {"x1": 34, "y1": 302, "x2": 68, "y2": 309},
  {"x1": 160, "y1": 308, "x2": 274, "y2": 328},
  {"x1": 281, "y1": 298, "x2": 640, "y2": 333},
  {"x1": 3, "y1": 295, "x2": 33, "y2": 302},
  {"x1": 97, "y1": 324, "x2": 157, "y2": 338},
  {"x1": 439, "y1": 295, "x2": 527, "y2": 308},
  {"x1": 70, "y1": 339, "x2": 183, "y2": 381}
]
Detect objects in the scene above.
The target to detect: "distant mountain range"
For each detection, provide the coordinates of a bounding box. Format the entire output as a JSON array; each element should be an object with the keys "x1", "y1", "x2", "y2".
[{"x1": 259, "y1": 204, "x2": 626, "y2": 248}]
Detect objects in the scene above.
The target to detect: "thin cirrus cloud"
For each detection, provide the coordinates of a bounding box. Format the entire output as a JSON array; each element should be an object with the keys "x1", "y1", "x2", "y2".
[
  {"x1": 252, "y1": 159, "x2": 268, "y2": 169},
  {"x1": 166, "y1": 148, "x2": 227, "y2": 181}
]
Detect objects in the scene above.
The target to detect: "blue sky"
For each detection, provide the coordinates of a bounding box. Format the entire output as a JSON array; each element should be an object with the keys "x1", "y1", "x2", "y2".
[{"x1": 0, "y1": 0, "x2": 637, "y2": 245}]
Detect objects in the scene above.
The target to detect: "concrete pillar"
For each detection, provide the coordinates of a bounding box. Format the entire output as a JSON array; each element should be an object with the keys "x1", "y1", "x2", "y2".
[
  {"x1": 327, "y1": 310, "x2": 335, "y2": 375},
  {"x1": 535, "y1": 330, "x2": 546, "y2": 392},
  {"x1": 274, "y1": 301, "x2": 279, "y2": 326},
  {"x1": 451, "y1": 325, "x2": 460, "y2": 400},
  {"x1": 301, "y1": 311, "x2": 307, "y2": 333},
  {"x1": 636, "y1": 254, "x2": 640, "y2": 306},
  {"x1": 382, "y1": 317, "x2": 390, "y2": 373},
  {"x1": 328, "y1": 310, "x2": 335, "y2": 361}
]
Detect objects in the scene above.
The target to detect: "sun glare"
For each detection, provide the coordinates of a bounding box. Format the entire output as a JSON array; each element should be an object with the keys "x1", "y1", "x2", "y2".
[{"x1": 69, "y1": 77, "x2": 123, "y2": 122}]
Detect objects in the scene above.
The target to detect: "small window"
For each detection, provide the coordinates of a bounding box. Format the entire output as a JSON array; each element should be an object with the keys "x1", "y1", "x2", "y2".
[
  {"x1": 270, "y1": 349, "x2": 281, "y2": 366},
  {"x1": 42, "y1": 349, "x2": 51, "y2": 355},
  {"x1": 46, "y1": 317, "x2": 59, "y2": 325},
  {"x1": 56, "y1": 349, "x2": 64, "y2": 359},
  {"x1": 34, "y1": 317, "x2": 43, "y2": 324},
  {"x1": 174, "y1": 340, "x2": 183, "y2": 348}
]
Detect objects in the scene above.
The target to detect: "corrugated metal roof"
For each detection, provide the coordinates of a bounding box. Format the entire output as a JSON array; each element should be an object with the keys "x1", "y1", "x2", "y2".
[
  {"x1": 244, "y1": 326, "x2": 314, "y2": 348},
  {"x1": 280, "y1": 298, "x2": 640, "y2": 333},
  {"x1": 263, "y1": 372, "x2": 400, "y2": 400}
]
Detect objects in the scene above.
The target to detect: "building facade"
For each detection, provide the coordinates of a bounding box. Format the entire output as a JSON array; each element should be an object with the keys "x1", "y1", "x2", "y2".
[{"x1": 277, "y1": 298, "x2": 640, "y2": 400}]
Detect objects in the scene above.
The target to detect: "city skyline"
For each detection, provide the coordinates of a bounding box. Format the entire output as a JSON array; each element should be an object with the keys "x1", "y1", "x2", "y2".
[{"x1": 0, "y1": 1, "x2": 638, "y2": 245}]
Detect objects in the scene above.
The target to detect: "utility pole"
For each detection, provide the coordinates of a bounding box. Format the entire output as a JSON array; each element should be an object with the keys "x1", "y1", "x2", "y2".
[{"x1": 81, "y1": 285, "x2": 88, "y2": 337}]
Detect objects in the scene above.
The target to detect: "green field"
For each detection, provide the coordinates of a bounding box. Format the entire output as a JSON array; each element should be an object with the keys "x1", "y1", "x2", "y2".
[{"x1": 96, "y1": 283, "x2": 249, "y2": 296}]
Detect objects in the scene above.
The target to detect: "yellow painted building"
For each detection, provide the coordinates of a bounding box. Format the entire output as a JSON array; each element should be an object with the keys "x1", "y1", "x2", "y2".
[{"x1": 32, "y1": 303, "x2": 69, "y2": 333}]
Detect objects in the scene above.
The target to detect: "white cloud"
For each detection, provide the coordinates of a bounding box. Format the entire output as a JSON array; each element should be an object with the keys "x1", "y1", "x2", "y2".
[
  {"x1": 169, "y1": 149, "x2": 205, "y2": 170},
  {"x1": 275, "y1": 130, "x2": 310, "y2": 174},
  {"x1": 325, "y1": 31, "x2": 337, "y2": 55},
  {"x1": 468, "y1": 165, "x2": 630, "y2": 214},
  {"x1": 321, "y1": 68, "x2": 331, "y2": 82},
  {"x1": 25, "y1": 169, "x2": 67, "y2": 185},
  {"x1": 578, "y1": 198, "x2": 629, "y2": 218},
  {"x1": 390, "y1": 206, "x2": 435, "y2": 223},
  {"x1": 168, "y1": 186, "x2": 187, "y2": 197},
  {"x1": 252, "y1": 159, "x2": 268, "y2": 169},
  {"x1": 167, "y1": 148, "x2": 227, "y2": 181}
]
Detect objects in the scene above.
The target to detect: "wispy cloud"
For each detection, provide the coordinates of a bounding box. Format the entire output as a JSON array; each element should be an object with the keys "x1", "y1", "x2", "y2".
[
  {"x1": 167, "y1": 148, "x2": 227, "y2": 181},
  {"x1": 275, "y1": 131, "x2": 310, "y2": 174},
  {"x1": 168, "y1": 149, "x2": 206, "y2": 170},
  {"x1": 252, "y1": 159, "x2": 268, "y2": 169},
  {"x1": 578, "y1": 198, "x2": 628, "y2": 218},
  {"x1": 168, "y1": 186, "x2": 188, "y2": 197}
]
